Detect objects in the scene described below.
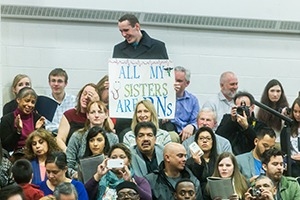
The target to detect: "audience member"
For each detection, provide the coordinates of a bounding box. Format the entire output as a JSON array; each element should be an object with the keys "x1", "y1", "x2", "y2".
[
  {"x1": 257, "y1": 79, "x2": 289, "y2": 146},
  {"x1": 53, "y1": 182, "x2": 78, "y2": 200},
  {"x1": 144, "y1": 143, "x2": 202, "y2": 200},
  {"x1": 116, "y1": 181, "x2": 140, "y2": 200},
  {"x1": 84, "y1": 143, "x2": 152, "y2": 200},
  {"x1": 45, "y1": 68, "x2": 76, "y2": 133},
  {"x1": 3, "y1": 74, "x2": 31, "y2": 116},
  {"x1": 261, "y1": 149, "x2": 300, "y2": 199},
  {"x1": 162, "y1": 66, "x2": 200, "y2": 142},
  {"x1": 202, "y1": 71, "x2": 238, "y2": 128},
  {"x1": 174, "y1": 178, "x2": 197, "y2": 200},
  {"x1": 56, "y1": 83, "x2": 100, "y2": 152},
  {"x1": 186, "y1": 127, "x2": 218, "y2": 193},
  {"x1": 113, "y1": 13, "x2": 169, "y2": 136},
  {"x1": 12, "y1": 159, "x2": 44, "y2": 200},
  {"x1": 236, "y1": 127, "x2": 275, "y2": 182},
  {"x1": 38, "y1": 151, "x2": 89, "y2": 199},
  {"x1": 122, "y1": 99, "x2": 171, "y2": 147},
  {"x1": 130, "y1": 121, "x2": 164, "y2": 177},
  {"x1": 204, "y1": 152, "x2": 248, "y2": 200},
  {"x1": 0, "y1": 87, "x2": 45, "y2": 152},
  {"x1": 0, "y1": 140, "x2": 14, "y2": 188},
  {"x1": 245, "y1": 175, "x2": 276, "y2": 200},
  {"x1": 216, "y1": 91, "x2": 267, "y2": 155},
  {"x1": 0, "y1": 185, "x2": 26, "y2": 200},
  {"x1": 281, "y1": 97, "x2": 300, "y2": 177},
  {"x1": 66, "y1": 100, "x2": 118, "y2": 179},
  {"x1": 182, "y1": 108, "x2": 232, "y2": 158},
  {"x1": 25, "y1": 128, "x2": 60, "y2": 184}
]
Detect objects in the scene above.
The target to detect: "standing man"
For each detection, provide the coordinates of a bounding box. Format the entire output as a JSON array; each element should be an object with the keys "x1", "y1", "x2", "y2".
[
  {"x1": 113, "y1": 13, "x2": 169, "y2": 135},
  {"x1": 45, "y1": 68, "x2": 76, "y2": 133},
  {"x1": 202, "y1": 71, "x2": 238, "y2": 128}
]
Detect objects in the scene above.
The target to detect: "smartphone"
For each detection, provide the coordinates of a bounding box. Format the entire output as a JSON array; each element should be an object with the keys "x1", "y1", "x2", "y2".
[
  {"x1": 189, "y1": 142, "x2": 204, "y2": 157},
  {"x1": 107, "y1": 159, "x2": 124, "y2": 168}
]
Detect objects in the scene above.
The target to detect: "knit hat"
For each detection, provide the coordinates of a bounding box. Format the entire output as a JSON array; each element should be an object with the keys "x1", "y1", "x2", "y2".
[{"x1": 115, "y1": 181, "x2": 138, "y2": 193}]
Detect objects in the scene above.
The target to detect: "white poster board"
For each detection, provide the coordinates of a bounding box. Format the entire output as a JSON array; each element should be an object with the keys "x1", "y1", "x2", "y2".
[{"x1": 109, "y1": 59, "x2": 175, "y2": 119}]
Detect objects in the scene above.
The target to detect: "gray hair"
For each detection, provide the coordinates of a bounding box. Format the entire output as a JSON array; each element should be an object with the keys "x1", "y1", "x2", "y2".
[
  {"x1": 174, "y1": 66, "x2": 190, "y2": 82},
  {"x1": 197, "y1": 107, "x2": 217, "y2": 123},
  {"x1": 53, "y1": 182, "x2": 78, "y2": 200},
  {"x1": 255, "y1": 174, "x2": 275, "y2": 188}
]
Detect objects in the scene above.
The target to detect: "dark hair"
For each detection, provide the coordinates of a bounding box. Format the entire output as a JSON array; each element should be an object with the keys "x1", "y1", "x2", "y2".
[
  {"x1": 257, "y1": 127, "x2": 276, "y2": 140},
  {"x1": 118, "y1": 14, "x2": 139, "y2": 27},
  {"x1": 0, "y1": 140, "x2": 3, "y2": 164},
  {"x1": 233, "y1": 91, "x2": 254, "y2": 106},
  {"x1": 290, "y1": 98, "x2": 300, "y2": 137},
  {"x1": 0, "y1": 185, "x2": 26, "y2": 200},
  {"x1": 108, "y1": 143, "x2": 132, "y2": 164},
  {"x1": 175, "y1": 178, "x2": 195, "y2": 192},
  {"x1": 12, "y1": 159, "x2": 33, "y2": 184},
  {"x1": 256, "y1": 79, "x2": 288, "y2": 131},
  {"x1": 75, "y1": 83, "x2": 100, "y2": 114},
  {"x1": 53, "y1": 182, "x2": 78, "y2": 200},
  {"x1": 83, "y1": 127, "x2": 110, "y2": 157},
  {"x1": 194, "y1": 126, "x2": 218, "y2": 160},
  {"x1": 16, "y1": 87, "x2": 37, "y2": 100},
  {"x1": 45, "y1": 151, "x2": 67, "y2": 170},
  {"x1": 134, "y1": 121, "x2": 157, "y2": 137},
  {"x1": 261, "y1": 149, "x2": 284, "y2": 166},
  {"x1": 49, "y1": 68, "x2": 68, "y2": 83}
]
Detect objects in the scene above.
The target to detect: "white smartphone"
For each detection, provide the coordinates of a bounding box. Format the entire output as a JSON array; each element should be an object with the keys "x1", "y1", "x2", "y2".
[
  {"x1": 107, "y1": 159, "x2": 124, "y2": 168},
  {"x1": 189, "y1": 142, "x2": 204, "y2": 157}
]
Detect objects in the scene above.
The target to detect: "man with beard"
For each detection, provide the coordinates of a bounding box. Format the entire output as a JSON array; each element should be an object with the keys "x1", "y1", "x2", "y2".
[
  {"x1": 130, "y1": 121, "x2": 164, "y2": 177},
  {"x1": 236, "y1": 127, "x2": 276, "y2": 182},
  {"x1": 244, "y1": 175, "x2": 276, "y2": 200},
  {"x1": 203, "y1": 71, "x2": 238, "y2": 129},
  {"x1": 216, "y1": 91, "x2": 267, "y2": 155},
  {"x1": 261, "y1": 149, "x2": 300, "y2": 200},
  {"x1": 144, "y1": 143, "x2": 202, "y2": 200}
]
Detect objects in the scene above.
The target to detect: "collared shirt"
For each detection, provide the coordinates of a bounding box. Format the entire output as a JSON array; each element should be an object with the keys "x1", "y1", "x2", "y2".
[
  {"x1": 202, "y1": 91, "x2": 235, "y2": 129},
  {"x1": 171, "y1": 90, "x2": 199, "y2": 133},
  {"x1": 45, "y1": 92, "x2": 76, "y2": 132},
  {"x1": 141, "y1": 149, "x2": 158, "y2": 174}
]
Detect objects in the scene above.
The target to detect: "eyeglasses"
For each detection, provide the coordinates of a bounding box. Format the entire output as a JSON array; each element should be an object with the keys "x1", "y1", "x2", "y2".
[
  {"x1": 117, "y1": 191, "x2": 138, "y2": 199},
  {"x1": 198, "y1": 137, "x2": 212, "y2": 141}
]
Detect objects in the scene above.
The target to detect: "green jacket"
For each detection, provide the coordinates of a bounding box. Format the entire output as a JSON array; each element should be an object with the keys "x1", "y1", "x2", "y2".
[{"x1": 279, "y1": 176, "x2": 300, "y2": 200}]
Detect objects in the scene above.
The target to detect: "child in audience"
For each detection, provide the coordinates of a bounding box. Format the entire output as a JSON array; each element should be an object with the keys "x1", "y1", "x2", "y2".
[{"x1": 12, "y1": 159, "x2": 44, "y2": 200}]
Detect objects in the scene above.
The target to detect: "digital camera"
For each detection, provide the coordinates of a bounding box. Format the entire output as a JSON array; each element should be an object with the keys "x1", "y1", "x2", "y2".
[{"x1": 237, "y1": 100, "x2": 250, "y2": 117}]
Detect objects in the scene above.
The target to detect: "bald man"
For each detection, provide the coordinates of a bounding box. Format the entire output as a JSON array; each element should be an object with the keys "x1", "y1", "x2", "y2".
[{"x1": 144, "y1": 143, "x2": 203, "y2": 200}]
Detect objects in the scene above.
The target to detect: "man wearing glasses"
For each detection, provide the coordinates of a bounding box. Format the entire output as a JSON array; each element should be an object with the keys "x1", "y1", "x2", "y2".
[
  {"x1": 216, "y1": 91, "x2": 267, "y2": 155},
  {"x1": 116, "y1": 181, "x2": 140, "y2": 200}
]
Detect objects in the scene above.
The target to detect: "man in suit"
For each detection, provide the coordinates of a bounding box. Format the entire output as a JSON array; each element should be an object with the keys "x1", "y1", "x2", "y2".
[
  {"x1": 130, "y1": 121, "x2": 164, "y2": 177},
  {"x1": 236, "y1": 127, "x2": 276, "y2": 182}
]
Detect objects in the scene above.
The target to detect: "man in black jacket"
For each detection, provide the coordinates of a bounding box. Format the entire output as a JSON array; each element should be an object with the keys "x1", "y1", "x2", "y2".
[{"x1": 216, "y1": 91, "x2": 267, "y2": 155}]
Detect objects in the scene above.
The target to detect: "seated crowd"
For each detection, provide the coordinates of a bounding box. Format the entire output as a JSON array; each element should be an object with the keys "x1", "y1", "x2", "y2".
[{"x1": 1, "y1": 15, "x2": 300, "y2": 200}]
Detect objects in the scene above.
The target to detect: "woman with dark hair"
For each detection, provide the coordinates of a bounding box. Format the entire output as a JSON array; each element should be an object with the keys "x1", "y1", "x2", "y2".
[
  {"x1": 85, "y1": 143, "x2": 152, "y2": 200},
  {"x1": 0, "y1": 87, "x2": 45, "y2": 152},
  {"x1": 256, "y1": 79, "x2": 289, "y2": 145},
  {"x1": 186, "y1": 126, "x2": 218, "y2": 194},
  {"x1": 25, "y1": 128, "x2": 60, "y2": 184},
  {"x1": 56, "y1": 83, "x2": 100, "y2": 152},
  {"x1": 204, "y1": 152, "x2": 248, "y2": 200},
  {"x1": 83, "y1": 127, "x2": 110, "y2": 157},
  {"x1": 0, "y1": 140, "x2": 14, "y2": 188},
  {"x1": 66, "y1": 100, "x2": 118, "y2": 179},
  {"x1": 38, "y1": 151, "x2": 88, "y2": 200}
]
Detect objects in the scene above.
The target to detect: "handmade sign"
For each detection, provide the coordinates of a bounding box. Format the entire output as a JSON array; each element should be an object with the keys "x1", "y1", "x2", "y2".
[{"x1": 109, "y1": 59, "x2": 175, "y2": 119}]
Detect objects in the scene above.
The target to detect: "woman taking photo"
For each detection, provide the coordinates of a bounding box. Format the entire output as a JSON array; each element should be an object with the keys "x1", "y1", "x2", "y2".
[
  {"x1": 85, "y1": 143, "x2": 152, "y2": 200},
  {"x1": 257, "y1": 79, "x2": 289, "y2": 146},
  {"x1": 122, "y1": 99, "x2": 171, "y2": 147},
  {"x1": 56, "y1": 83, "x2": 100, "y2": 152},
  {"x1": 67, "y1": 100, "x2": 118, "y2": 179},
  {"x1": 25, "y1": 128, "x2": 60, "y2": 184},
  {"x1": 38, "y1": 151, "x2": 89, "y2": 200},
  {"x1": 186, "y1": 126, "x2": 218, "y2": 193},
  {"x1": 204, "y1": 152, "x2": 248, "y2": 200},
  {"x1": 0, "y1": 87, "x2": 45, "y2": 152},
  {"x1": 3, "y1": 74, "x2": 31, "y2": 115}
]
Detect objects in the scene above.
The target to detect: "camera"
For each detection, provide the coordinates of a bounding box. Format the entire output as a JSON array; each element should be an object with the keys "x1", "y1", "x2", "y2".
[
  {"x1": 278, "y1": 107, "x2": 291, "y2": 115},
  {"x1": 251, "y1": 188, "x2": 262, "y2": 197},
  {"x1": 236, "y1": 101, "x2": 250, "y2": 117}
]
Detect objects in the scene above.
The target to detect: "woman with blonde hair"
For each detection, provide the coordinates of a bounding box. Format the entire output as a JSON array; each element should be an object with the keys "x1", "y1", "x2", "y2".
[{"x1": 122, "y1": 99, "x2": 171, "y2": 148}]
